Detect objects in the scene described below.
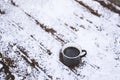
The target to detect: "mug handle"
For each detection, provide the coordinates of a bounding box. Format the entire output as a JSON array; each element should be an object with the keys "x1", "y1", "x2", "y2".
[{"x1": 80, "y1": 50, "x2": 87, "y2": 57}]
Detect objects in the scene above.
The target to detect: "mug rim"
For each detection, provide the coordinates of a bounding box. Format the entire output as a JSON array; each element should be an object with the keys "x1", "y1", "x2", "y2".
[{"x1": 61, "y1": 43, "x2": 82, "y2": 59}]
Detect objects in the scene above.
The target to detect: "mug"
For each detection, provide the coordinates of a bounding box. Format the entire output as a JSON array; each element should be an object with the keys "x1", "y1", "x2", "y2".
[{"x1": 60, "y1": 43, "x2": 87, "y2": 67}]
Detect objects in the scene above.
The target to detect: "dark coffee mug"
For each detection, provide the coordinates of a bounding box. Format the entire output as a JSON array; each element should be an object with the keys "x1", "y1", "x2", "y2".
[{"x1": 61, "y1": 43, "x2": 87, "y2": 67}]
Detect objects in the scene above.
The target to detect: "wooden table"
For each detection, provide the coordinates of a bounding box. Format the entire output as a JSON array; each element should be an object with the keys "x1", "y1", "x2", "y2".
[{"x1": 0, "y1": 0, "x2": 120, "y2": 80}]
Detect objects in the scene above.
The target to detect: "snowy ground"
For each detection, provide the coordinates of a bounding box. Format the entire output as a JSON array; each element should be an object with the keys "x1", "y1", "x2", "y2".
[{"x1": 0, "y1": 0, "x2": 120, "y2": 80}]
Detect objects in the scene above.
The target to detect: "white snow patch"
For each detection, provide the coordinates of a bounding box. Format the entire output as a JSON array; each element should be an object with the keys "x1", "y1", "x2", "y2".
[
  {"x1": 0, "y1": 64, "x2": 3, "y2": 69},
  {"x1": 27, "y1": 66, "x2": 32, "y2": 74}
]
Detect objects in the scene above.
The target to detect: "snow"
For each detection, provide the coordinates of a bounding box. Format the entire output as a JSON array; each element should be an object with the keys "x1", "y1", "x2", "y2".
[
  {"x1": 0, "y1": 0, "x2": 120, "y2": 80},
  {"x1": 0, "y1": 63, "x2": 3, "y2": 69},
  {"x1": 27, "y1": 66, "x2": 32, "y2": 74},
  {"x1": 3, "y1": 0, "x2": 8, "y2": 2}
]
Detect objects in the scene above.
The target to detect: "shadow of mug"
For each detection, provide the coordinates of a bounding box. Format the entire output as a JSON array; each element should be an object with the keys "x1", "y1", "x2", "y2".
[{"x1": 60, "y1": 43, "x2": 87, "y2": 67}]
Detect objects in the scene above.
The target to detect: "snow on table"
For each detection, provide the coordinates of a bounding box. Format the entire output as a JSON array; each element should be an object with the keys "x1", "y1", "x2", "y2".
[{"x1": 0, "y1": 0, "x2": 120, "y2": 80}]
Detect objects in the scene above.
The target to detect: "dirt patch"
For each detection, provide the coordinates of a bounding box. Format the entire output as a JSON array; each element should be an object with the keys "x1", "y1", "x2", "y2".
[
  {"x1": 0, "y1": 61, "x2": 15, "y2": 80},
  {"x1": 96, "y1": 0, "x2": 120, "y2": 15},
  {"x1": 109, "y1": 0, "x2": 120, "y2": 7},
  {"x1": 73, "y1": 13, "x2": 84, "y2": 19},
  {"x1": 64, "y1": 23, "x2": 78, "y2": 31},
  {"x1": 10, "y1": 0, "x2": 18, "y2": 7},
  {"x1": 0, "y1": 9, "x2": 5, "y2": 14},
  {"x1": 64, "y1": 23, "x2": 68, "y2": 26},
  {"x1": 70, "y1": 26, "x2": 78, "y2": 31},
  {"x1": 86, "y1": 19, "x2": 93, "y2": 24},
  {"x1": 0, "y1": 53, "x2": 2, "y2": 58},
  {"x1": 0, "y1": 53, "x2": 15, "y2": 80},
  {"x1": 75, "y1": 0, "x2": 101, "y2": 17},
  {"x1": 17, "y1": 46, "x2": 29, "y2": 57},
  {"x1": 39, "y1": 23, "x2": 56, "y2": 35},
  {"x1": 79, "y1": 25, "x2": 86, "y2": 29},
  {"x1": 117, "y1": 24, "x2": 120, "y2": 28},
  {"x1": 3, "y1": 57, "x2": 16, "y2": 68}
]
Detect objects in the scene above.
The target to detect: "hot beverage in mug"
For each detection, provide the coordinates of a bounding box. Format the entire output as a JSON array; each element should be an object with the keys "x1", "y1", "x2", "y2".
[
  {"x1": 60, "y1": 43, "x2": 87, "y2": 67},
  {"x1": 64, "y1": 47, "x2": 80, "y2": 57}
]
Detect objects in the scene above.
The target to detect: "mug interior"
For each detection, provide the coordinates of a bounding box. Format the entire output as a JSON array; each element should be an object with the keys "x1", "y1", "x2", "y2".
[{"x1": 63, "y1": 47, "x2": 80, "y2": 58}]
